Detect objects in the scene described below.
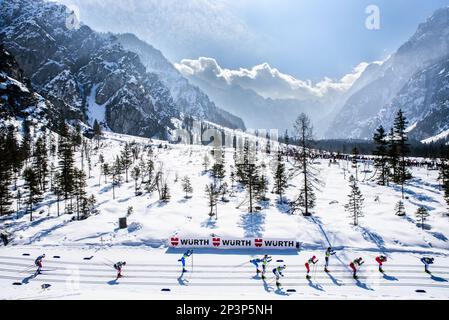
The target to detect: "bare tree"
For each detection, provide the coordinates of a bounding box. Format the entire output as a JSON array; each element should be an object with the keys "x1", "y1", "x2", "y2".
[{"x1": 291, "y1": 113, "x2": 321, "y2": 216}]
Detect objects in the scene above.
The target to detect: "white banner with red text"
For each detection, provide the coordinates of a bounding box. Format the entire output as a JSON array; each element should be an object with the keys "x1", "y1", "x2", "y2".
[{"x1": 169, "y1": 236, "x2": 300, "y2": 250}]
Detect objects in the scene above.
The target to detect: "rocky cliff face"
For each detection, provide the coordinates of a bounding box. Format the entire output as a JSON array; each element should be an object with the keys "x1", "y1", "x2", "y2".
[
  {"x1": 0, "y1": 0, "x2": 244, "y2": 139},
  {"x1": 327, "y1": 7, "x2": 449, "y2": 142},
  {"x1": 117, "y1": 33, "x2": 245, "y2": 130},
  {"x1": 376, "y1": 56, "x2": 449, "y2": 142},
  {"x1": 0, "y1": 44, "x2": 61, "y2": 131}
]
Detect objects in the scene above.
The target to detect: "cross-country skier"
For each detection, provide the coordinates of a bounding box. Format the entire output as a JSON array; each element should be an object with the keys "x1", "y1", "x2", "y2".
[
  {"x1": 113, "y1": 261, "x2": 126, "y2": 279},
  {"x1": 34, "y1": 254, "x2": 45, "y2": 275},
  {"x1": 324, "y1": 247, "x2": 336, "y2": 272},
  {"x1": 272, "y1": 265, "x2": 286, "y2": 289},
  {"x1": 305, "y1": 256, "x2": 319, "y2": 279},
  {"x1": 179, "y1": 249, "x2": 193, "y2": 273},
  {"x1": 349, "y1": 257, "x2": 364, "y2": 279},
  {"x1": 375, "y1": 255, "x2": 387, "y2": 273},
  {"x1": 261, "y1": 255, "x2": 272, "y2": 280},
  {"x1": 421, "y1": 257, "x2": 434, "y2": 274},
  {"x1": 250, "y1": 258, "x2": 263, "y2": 275}
]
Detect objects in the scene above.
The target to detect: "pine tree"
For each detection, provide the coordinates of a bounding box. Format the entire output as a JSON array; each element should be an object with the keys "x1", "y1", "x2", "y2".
[
  {"x1": 345, "y1": 175, "x2": 364, "y2": 226},
  {"x1": 5, "y1": 126, "x2": 22, "y2": 189},
  {"x1": 121, "y1": 143, "x2": 133, "y2": 183},
  {"x1": 205, "y1": 183, "x2": 219, "y2": 217},
  {"x1": 98, "y1": 154, "x2": 104, "y2": 185},
  {"x1": 393, "y1": 109, "x2": 411, "y2": 198},
  {"x1": 181, "y1": 176, "x2": 193, "y2": 199},
  {"x1": 111, "y1": 156, "x2": 123, "y2": 200},
  {"x1": 0, "y1": 131, "x2": 13, "y2": 216},
  {"x1": 219, "y1": 182, "x2": 229, "y2": 202},
  {"x1": 373, "y1": 125, "x2": 389, "y2": 186},
  {"x1": 73, "y1": 168, "x2": 87, "y2": 220},
  {"x1": 20, "y1": 121, "x2": 32, "y2": 166},
  {"x1": 161, "y1": 182, "x2": 171, "y2": 202},
  {"x1": 93, "y1": 120, "x2": 102, "y2": 148},
  {"x1": 80, "y1": 195, "x2": 98, "y2": 220},
  {"x1": 102, "y1": 163, "x2": 110, "y2": 184},
  {"x1": 33, "y1": 136, "x2": 48, "y2": 192},
  {"x1": 296, "y1": 182, "x2": 317, "y2": 214},
  {"x1": 291, "y1": 113, "x2": 319, "y2": 216},
  {"x1": 438, "y1": 160, "x2": 449, "y2": 188},
  {"x1": 52, "y1": 172, "x2": 63, "y2": 217},
  {"x1": 211, "y1": 162, "x2": 226, "y2": 187},
  {"x1": 388, "y1": 127, "x2": 399, "y2": 183},
  {"x1": 255, "y1": 174, "x2": 269, "y2": 201},
  {"x1": 284, "y1": 130, "x2": 290, "y2": 162},
  {"x1": 272, "y1": 151, "x2": 288, "y2": 203},
  {"x1": 23, "y1": 167, "x2": 42, "y2": 221},
  {"x1": 131, "y1": 166, "x2": 141, "y2": 194},
  {"x1": 416, "y1": 206, "x2": 430, "y2": 230},
  {"x1": 202, "y1": 154, "x2": 210, "y2": 172},
  {"x1": 72, "y1": 124, "x2": 82, "y2": 150},
  {"x1": 57, "y1": 124, "x2": 76, "y2": 200},
  {"x1": 395, "y1": 200, "x2": 406, "y2": 216}
]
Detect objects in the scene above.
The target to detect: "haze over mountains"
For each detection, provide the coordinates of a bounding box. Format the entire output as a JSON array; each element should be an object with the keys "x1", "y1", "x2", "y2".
[
  {"x1": 1, "y1": 0, "x2": 449, "y2": 144},
  {"x1": 0, "y1": 0, "x2": 245, "y2": 139}
]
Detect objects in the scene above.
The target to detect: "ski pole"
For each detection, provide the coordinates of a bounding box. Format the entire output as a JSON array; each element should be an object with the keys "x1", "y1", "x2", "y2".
[
  {"x1": 188, "y1": 252, "x2": 194, "y2": 281},
  {"x1": 19, "y1": 265, "x2": 36, "y2": 274}
]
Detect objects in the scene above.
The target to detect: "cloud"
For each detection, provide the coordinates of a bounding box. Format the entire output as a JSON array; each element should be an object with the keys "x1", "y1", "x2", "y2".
[
  {"x1": 54, "y1": 0, "x2": 257, "y2": 62},
  {"x1": 175, "y1": 57, "x2": 371, "y2": 101}
]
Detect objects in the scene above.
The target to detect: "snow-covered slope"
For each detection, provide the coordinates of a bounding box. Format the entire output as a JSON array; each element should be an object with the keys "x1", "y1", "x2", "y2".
[
  {"x1": 2, "y1": 130, "x2": 448, "y2": 252},
  {"x1": 1, "y1": 130, "x2": 449, "y2": 299}
]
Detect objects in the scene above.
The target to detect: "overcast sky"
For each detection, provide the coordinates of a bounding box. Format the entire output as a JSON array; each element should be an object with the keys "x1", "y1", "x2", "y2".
[{"x1": 56, "y1": 0, "x2": 449, "y2": 81}]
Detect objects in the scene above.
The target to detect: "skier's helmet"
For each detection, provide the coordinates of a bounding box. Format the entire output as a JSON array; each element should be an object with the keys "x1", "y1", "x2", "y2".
[
  {"x1": 312, "y1": 256, "x2": 316, "y2": 259},
  {"x1": 42, "y1": 254, "x2": 46, "y2": 258},
  {"x1": 123, "y1": 261, "x2": 127, "y2": 265}
]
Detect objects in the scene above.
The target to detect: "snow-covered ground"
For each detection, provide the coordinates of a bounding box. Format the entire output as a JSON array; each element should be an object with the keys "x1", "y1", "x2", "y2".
[
  {"x1": 1, "y1": 246, "x2": 449, "y2": 300},
  {"x1": 1, "y1": 131, "x2": 449, "y2": 299}
]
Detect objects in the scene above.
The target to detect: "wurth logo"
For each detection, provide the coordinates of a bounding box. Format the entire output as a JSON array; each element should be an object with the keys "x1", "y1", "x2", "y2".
[
  {"x1": 255, "y1": 239, "x2": 263, "y2": 247},
  {"x1": 171, "y1": 237, "x2": 179, "y2": 247},
  {"x1": 212, "y1": 238, "x2": 221, "y2": 247}
]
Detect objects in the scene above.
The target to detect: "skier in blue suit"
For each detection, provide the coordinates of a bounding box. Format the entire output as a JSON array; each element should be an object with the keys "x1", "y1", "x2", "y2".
[
  {"x1": 179, "y1": 250, "x2": 193, "y2": 273},
  {"x1": 250, "y1": 258, "x2": 263, "y2": 275},
  {"x1": 421, "y1": 257, "x2": 434, "y2": 274}
]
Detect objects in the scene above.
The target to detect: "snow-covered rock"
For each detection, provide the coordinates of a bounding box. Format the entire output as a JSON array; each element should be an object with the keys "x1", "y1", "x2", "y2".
[
  {"x1": 0, "y1": 0, "x2": 244, "y2": 139},
  {"x1": 0, "y1": 44, "x2": 61, "y2": 131},
  {"x1": 328, "y1": 7, "x2": 449, "y2": 141}
]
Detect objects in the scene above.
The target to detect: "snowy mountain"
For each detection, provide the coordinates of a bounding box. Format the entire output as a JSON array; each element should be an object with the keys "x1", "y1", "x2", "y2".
[
  {"x1": 328, "y1": 7, "x2": 449, "y2": 141},
  {"x1": 116, "y1": 33, "x2": 245, "y2": 131},
  {"x1": 0, "y1": 0, "x2": 245, "y2": 139},
  {"x1": 176, "y1": 58, "x2": 372, "y2": 136},
  {"x1": 0, "y1": 44, "x2": 61, "y2": 131},
  {"x1": 375, "y1": 56, "x2": 449, "y2": 143}
]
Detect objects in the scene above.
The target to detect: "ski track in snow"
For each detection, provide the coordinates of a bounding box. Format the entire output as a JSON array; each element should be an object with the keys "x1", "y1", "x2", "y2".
[
  {"x1": 1, "y1": 131, "x2": 449, "y2": 299},
  {"x1": 1, "y1": 248, "x2": 449, "y2": 299}
]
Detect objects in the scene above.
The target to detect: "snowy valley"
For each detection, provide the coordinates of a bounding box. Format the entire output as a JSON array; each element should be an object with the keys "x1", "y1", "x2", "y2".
[{"x1": 1, "y1": 0, "x2": 449, "y2": 302}]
